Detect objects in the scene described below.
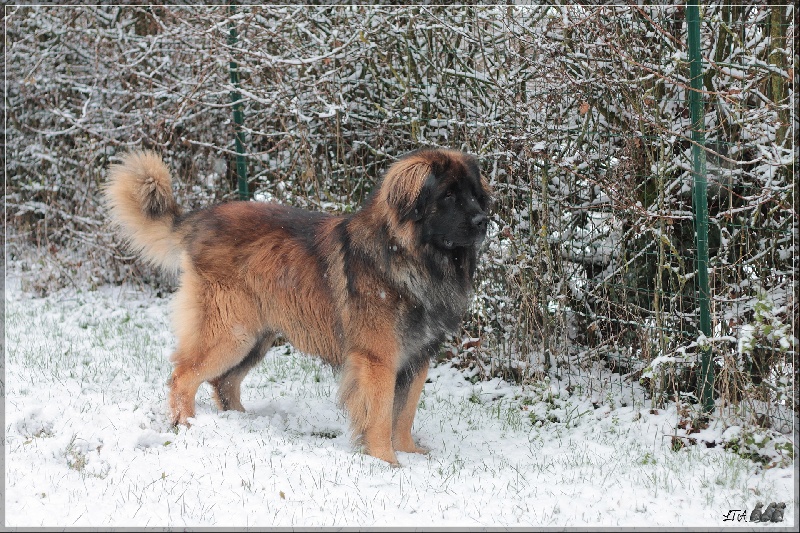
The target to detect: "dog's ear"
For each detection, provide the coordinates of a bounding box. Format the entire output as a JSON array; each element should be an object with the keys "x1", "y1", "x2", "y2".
[
  {"x1": 404, "y1": 172, "x2": 437, "y2": 222},
  {"x1": 427, "y1": 150, "x2": 452, "y2": 178},
  {"x1": 399, "y1": 150, "x2": 454, "y2": 222},
  {"x1": 473, "y1": 162, "x2": 493, "y2": 209},
  {"x1": 460, "y1": 152, "x2": 492, "y2": 209},
  {"x1": 381, "y1": 152, "x2": 440, "y2": 222}
]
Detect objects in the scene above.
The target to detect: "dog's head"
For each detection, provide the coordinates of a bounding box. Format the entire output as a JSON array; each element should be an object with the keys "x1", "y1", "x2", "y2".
[{"x1": 380, "y1": 149, "x2": 492, "y2": 251}]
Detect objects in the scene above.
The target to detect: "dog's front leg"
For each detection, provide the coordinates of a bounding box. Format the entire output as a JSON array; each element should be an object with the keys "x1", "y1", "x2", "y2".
[
  {"x1": 392, "y1": 358, "x2": 430, "y2": 454},
  {"x1": 339, "y1": 349, "x2": 398, "y2": 466}
]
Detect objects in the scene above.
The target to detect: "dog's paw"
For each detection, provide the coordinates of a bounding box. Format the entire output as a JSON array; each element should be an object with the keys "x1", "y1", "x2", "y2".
[
  {"x1": 365, "y1": 446, "x2": 400, "y2": 466},
  {"x1": 170, "y1": 413, "x2": 194, "y2": 428},
  {"x1": 393, "y1": 438, "x2": 429, "y2": 455},
  {"x1": 395, "y1": 444, "x2": 429, "y2": 455}
]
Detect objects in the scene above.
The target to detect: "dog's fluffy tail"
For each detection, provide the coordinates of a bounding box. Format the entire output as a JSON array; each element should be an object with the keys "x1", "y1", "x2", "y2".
[{"x1": 104, "y1": 150, "x2": 184, "y2": 274}]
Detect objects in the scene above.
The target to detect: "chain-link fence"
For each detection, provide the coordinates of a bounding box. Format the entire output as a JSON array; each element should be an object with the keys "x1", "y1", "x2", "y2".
[{"x1": 6, "y1": 4, "x2": 796, "y2": 433}]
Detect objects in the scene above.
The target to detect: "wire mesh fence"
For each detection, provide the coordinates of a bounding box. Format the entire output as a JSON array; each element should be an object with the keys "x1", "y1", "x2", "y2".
[{"x1": 5, "y1": 4, "x2": 796, "y2": 433}]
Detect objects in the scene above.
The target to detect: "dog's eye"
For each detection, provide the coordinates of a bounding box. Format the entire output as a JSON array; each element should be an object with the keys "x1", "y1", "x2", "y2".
[{"x1": 444, "y1": 190, "x2": 454, "y2": 200}]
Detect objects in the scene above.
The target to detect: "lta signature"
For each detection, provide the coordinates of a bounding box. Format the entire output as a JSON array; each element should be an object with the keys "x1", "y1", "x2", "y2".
[{"x1": 723, "y1": 502, "x2": 786, "y2": 523}]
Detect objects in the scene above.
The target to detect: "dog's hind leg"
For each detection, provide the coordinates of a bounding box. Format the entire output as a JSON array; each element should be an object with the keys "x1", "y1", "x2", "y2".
[
  {"x1": 209, "y1": 331, "x2": 275, "y2": 412},
  {"x1": 168, "y1": 274, "x2": 263, "y2": 426},
  {"x1": 169, "y1": 331, "x2": 260, "y2": 425}
]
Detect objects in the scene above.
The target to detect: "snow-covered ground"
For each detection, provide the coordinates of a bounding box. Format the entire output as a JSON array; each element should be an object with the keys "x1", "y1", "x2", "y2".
[{"x1": 3, "y1": 276, "x2": 796, "y2": 527}]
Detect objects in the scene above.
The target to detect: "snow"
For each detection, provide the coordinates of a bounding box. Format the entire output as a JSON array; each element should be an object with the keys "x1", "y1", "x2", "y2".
[{"x1": 4, "y1": 277, "x2": 796, "y2": 528}]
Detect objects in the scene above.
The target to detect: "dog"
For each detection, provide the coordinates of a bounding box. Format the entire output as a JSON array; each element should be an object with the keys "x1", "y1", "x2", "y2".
[{"x1": 105, "y1": 148, "x2": 491, "y2": 465}]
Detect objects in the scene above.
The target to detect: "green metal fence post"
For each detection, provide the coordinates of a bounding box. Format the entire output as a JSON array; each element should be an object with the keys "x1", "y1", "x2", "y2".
[
  {"x1": 228, "y1": 1, "x2": 248, "y2": 200},
  {"x1": 687, "y1": 0, "x2": 714, "y2": 414}
]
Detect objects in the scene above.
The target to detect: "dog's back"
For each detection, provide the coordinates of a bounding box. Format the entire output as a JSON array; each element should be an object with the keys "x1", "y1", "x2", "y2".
[{"x1": 179, "y1": 201, "x2": 346, "y2": 361}]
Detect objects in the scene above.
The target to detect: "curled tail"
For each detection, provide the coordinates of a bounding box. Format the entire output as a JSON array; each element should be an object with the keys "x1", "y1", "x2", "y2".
[{"x1": 104, "y1": 150, "x2": 184, "y2": 274}]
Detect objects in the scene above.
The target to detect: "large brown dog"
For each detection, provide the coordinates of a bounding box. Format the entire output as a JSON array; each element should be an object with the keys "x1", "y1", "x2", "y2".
[{"x1": 105, "y1": 148, "x2": 490, "y2": 465}]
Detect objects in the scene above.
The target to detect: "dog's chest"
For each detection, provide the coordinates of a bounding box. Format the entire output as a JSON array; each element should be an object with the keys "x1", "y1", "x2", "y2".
[{"x1": 399, "y1": 287, "x2": 469, "y2": 358}]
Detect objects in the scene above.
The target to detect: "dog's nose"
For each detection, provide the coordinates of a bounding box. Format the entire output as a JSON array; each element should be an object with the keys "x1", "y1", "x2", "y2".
[{"x1": 471, "y1": 213, "x2": 488, "y2": 229}]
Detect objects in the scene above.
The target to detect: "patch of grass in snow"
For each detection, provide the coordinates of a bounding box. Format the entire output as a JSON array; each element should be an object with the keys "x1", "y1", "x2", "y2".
[
  {"x1": 63, "y1": 434, "x2": 111, "y2": 480},
  {"x1": 517, "y1": 378, "x2": 593, "y2": 430},
  {"x1": 64, "y1": 434, "x2": 89, "y2": 472},
  {"x1": 486, "y1": 383, "x2": 781, "y2": 511},
  {"x1": 489, "y1": 397, "x2": 526, "y2": 432},
  {"x1": 252, "y1": 344, "x2": 334, "y2": 398},
  {"x1": 6, "y1": 291, "x2": 169, "y2": 387},
  {"x1": 429, "y1": 388, "x2": 490, "y2": 435}
]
